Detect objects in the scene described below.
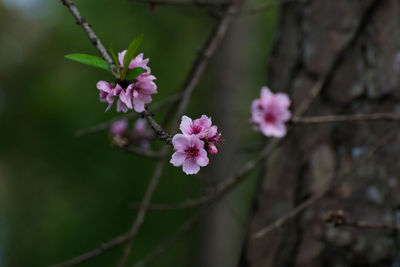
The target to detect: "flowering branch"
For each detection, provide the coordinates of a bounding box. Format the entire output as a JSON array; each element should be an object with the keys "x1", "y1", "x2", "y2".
[{"x1": 59, "y1": 0, "x2": 118, "y2": 75}]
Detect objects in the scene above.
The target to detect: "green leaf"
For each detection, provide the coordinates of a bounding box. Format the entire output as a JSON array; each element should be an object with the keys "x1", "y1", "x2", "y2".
[
  {"x1": 123, "y1": 34, "x2": 144, "y2": 72},
  {"x1": 126, "y1": 67, "x2": 147, "y2": 80},
  {"x1": 108, "y1": 44, "x2": 121, "y2": 74},
  {"x1": 65, "y1": 53, "x2": 111, "y2": 72}
]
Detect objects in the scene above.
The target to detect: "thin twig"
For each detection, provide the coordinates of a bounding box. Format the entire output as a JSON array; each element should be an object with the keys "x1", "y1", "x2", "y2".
[
  {"x1": 292, "y1": 113, "x2": 400, "y2": 124},
  {"x1": 167, "y1": 2, "x2": 241, "y2": 132},
  {"x1": 324, "y1": 209, "x2": 400, "y2": 231},
  {"x1": 124, "y1": 146, "x2": 164, "y2": 159},
  {"x1": 59, "y1": 0, "x2": 118, "y2": 74},
  {"x1": 133, "y1": 208, "x2": 208, "y2": 267},
  {"x1": 251, "y1": 127, "x2": 397, "y2": 239},
  {"x1": 117, "y1": 150, "x2": 169, "y2": 267}
]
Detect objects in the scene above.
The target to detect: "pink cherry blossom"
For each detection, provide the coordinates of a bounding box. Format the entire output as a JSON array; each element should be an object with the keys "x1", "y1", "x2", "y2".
[
  {"x1": 110, "y1": 119, "x2": 128, "y2": 136},
  {"x1": 97, "y1": 81, "x2": 122, "y2": 112},
  {"x1": 179, "y1": 115, "x2": 222, "y2": 154},
  {"x1": 118, "y1": 51, "x2": 151, "y2": 73},
  {"x1": 170, "y1": 134, "x2": 209, "y2": 175},
  {"x1": 130, "y1": 73, "x2": 157, "y2": 112},
  {"x1": 251, "y1": 86, "x2": 291, "y2": 138}
]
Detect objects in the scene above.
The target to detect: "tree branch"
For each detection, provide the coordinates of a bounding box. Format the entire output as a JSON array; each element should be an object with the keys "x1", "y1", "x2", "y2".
[
  {"x1": 59, "y1": 0, "x2": 118, "y2": 74},
  {"x1": 324, "y1": 209, "x2": 400, "y2": 231},
  {"x1": 292, "y1": 113, "x2": 400, "y2": 124}
]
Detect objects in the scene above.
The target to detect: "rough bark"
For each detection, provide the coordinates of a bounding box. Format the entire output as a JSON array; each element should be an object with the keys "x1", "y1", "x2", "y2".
[{"x1": 242, "y1": 1, "x2": 400, "y2": 267}]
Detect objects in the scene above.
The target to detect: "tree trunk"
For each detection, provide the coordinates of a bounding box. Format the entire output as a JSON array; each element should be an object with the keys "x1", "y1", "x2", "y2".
[{"x1": 242, "y1": 0, "x2": 400, "y2": 266}]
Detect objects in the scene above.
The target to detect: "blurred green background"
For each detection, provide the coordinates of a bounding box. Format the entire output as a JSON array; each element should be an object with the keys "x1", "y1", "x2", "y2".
[{"x1": 0, "y1": 0, "x2": 277, "y2": 266}]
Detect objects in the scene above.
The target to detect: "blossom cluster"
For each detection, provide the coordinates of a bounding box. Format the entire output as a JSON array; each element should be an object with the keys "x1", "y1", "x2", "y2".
[
  {"x1": 110, "y1": 118, "x2": 154, "y2": 149},
  {"x1": 97, "y1": 51, "x2": 157, "y2": 113},
  {"x1": 251, "y1": 86, "x2": 291, "y2": 138},
  {"x1": 170, "y1": 115, "x2": 222, "y2": 175}
]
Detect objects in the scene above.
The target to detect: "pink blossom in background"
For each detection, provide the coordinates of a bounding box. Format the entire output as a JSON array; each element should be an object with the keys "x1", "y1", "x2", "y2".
[
  {"x1": 132, "y1": 119, "x2": 154, "y2": 149},
  {"x1": 110, "y1": 120, "x2": 128, "y2": 136},
  {"x1": 251, "y1": 86, "x2": 291, "y2": 138},
  {"x1": 118, "y1": 51, "x2": 151, "y2": 73},
  {"x1": 179, "y1": 115, "x2": 222, "y2": 154},
  {"x1": 170, "y1": 134, "x2": 209, "y2": 175}
]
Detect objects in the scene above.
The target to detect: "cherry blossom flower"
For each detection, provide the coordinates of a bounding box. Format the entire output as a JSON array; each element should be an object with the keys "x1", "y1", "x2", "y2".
[
  {"x1": 251, "y1": 86, "x2": 291, "y2": 138},
  {"x1": 130, "y1": 73, "x2": 157, "y2": 112},
  {"x1": 179, "y1": 115, "x2": 222, "y2": 154},
  {"x1": 170, "y1": 134, "x2": 209, "y2": 175},
  {"x1": 118, "y1": 51, "x2": 151, "y2": 73},
  {"x1": 97, "y1": 81, "x2": 122, "y2": 112},
  {"x1": 110, "y1": 119, "x2": 128, "y2": 137},
  {"x1": 96, "y1": 52, "x2": 157, "y2": 113}
]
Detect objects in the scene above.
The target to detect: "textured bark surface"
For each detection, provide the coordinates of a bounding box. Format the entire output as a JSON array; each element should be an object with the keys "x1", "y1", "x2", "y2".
[{"x1": 242, "y1": 1, "x2": 400, "y2": 266}]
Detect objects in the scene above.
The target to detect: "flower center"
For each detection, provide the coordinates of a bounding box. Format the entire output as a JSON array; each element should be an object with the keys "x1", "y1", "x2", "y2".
[
  {"x1": 264, "y1": 113, "x2": 276, "y2": 124},
  {"x1": 185, "y1": 146, "x2": 199, "y2": 159},
  {"x1": 191, "y1": 126, "x2": 202, "y2": 135}
]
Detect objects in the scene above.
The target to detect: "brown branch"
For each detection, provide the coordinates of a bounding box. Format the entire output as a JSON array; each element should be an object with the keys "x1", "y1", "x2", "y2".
[
  {"x1": 324, "y1": 210, "x2": 400, "y2": 231},
  {"x1": 59, "y1": 0, "x2": 118, "y2": 74},
  {"x1": 244, "y1": 0, "x2": 292, "y2": 15},
  {"x1": 251, "y1": 127, "x2": 397, "y2": 239},
  {"x1": 141, "y1": 110, "x2": 173, "y2": 144},
  {"x1": 292, "y1": 113, "x2": 400, "y2": 124}
]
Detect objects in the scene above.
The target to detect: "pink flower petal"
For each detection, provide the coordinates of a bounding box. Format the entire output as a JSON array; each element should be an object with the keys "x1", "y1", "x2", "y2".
[
  {"x1": 180, "y1": 116, "x2": 193, "y2": 135},
  {"x1": 182, "y1": 159, "x2": 201, "y2": 175},
  {"x1": 172, "y1": 134, "x2": 190, "y2": 151},
  {"x1": 196, "y1": 149, "x2": 209, "y2": 167},
  {"x1": 170, "y1": 151, "x2": 186, "y2": 167}
]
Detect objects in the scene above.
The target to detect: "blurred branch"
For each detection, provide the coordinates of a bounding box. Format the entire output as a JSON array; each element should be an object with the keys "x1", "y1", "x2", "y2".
[
  {"x1": 75, "y1": 93, "x2": 182, "y2": 137},
  {"x1": 251, "y1": 127, "x2": 397, "y2": 239},
  {"x1": 117, "y1": 150, "x2": 169, "y2": 267},
  {"x1": 59, "y1": 0, "x2": 118, "y2": 74},
  {"x1": 133, "y1": 208, "x2": 208, "y2": 267},
  {"x1": 168, "y1": 2, "x2": 241, "y2": 132},
  {"x1": 292, "y1": 113, "x2": 400, "y2": 124},
  {"x1": 324, "y1": 210, "x2": 400, "y2": 231},
  {"x1": 123, "y1": 146, "x2": 164, "y2": 159}
]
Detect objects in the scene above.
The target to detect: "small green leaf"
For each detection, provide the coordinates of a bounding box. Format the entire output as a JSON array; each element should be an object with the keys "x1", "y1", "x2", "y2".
[
  {"x1": 109, "y1": 44, "x2": 121, "y2": 74},
  {"x1": 123, "y1": 34, "x2": 144, "y2": 72},
  {"x1": 126, "y1": 67, "x2": 147, "y2": 80},
  {"x1": 65, "y1": 53, "x2": 111, "y2": 72}
]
